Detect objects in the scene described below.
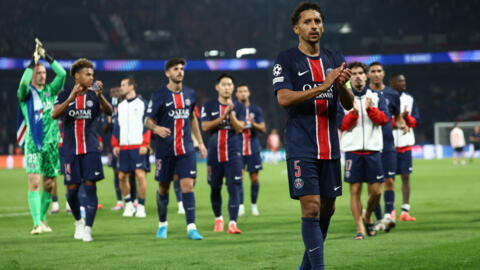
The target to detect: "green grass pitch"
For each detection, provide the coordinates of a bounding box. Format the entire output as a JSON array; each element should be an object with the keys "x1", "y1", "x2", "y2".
[{"x1": 0, "y1": 159, "x2": 479, "y2": 269}]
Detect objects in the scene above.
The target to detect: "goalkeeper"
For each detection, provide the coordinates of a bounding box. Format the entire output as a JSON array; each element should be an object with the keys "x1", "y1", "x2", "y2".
[{"x1": 17, "y1": 39, "x2": 66, "y2": 234}]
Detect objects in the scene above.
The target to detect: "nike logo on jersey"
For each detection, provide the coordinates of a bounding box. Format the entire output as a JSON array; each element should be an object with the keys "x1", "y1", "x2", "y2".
[
  {"x1": 166, "y1": 101, "x2": 174, "y2": 106},
  {"x1": 212, "y1": 112, "x2": 219, "y2": 116},
  {"x1": 309, "y1": 246, "x2": 320, "y2": 253},
  {"x1": 136, "y1": 163, "x2": 143, "y2": 167},
  {"x1": 190, "y1": 170, "x2": 196, "y2": 174},
  {"x1": 69, "y1": 102, "x2": 75, "y2": 106},
  {"x1": 376, "y1": 175, "x2": 384, "y2": 179},
  {"x1": 94, "y1": 171, "x2": 101, "y2": 176},
  {"x1": 234, "y1": 176, "x2": 242, "y2": 180},
  {"x1": 255, "y1": 165, "x2": 262, "y2": 169},
  {"x1": 334, "y1": 186, "x2": 341, "y2": 191},
  {"x1": 298, "y1": 70, "x2": 309, "y2": 76}
]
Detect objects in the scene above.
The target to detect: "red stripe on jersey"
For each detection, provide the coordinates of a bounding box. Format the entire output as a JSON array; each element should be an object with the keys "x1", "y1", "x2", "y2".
[
  {"x1": 173, "y1": 93, "x2": 186, "y2": 156},
  {"x1": 308, "y1": 58, "x2": 325, "y2": 83},
  {"x1": 315, "y1": 99, "x2": 331, "y2": 159},
  {"x1": 75, "y1": 95, "x2": 87, "y2": 155},
  {"x1": 218, "y1": 105, "x2": 228, "y2": 162},
  {"x1": 243, "y1": 128, "x2": 251, "y2": 156}
]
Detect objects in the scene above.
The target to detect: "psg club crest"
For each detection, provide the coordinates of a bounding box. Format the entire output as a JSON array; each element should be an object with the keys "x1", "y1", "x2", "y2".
[
  {"x1": 185, "y1": 99, "x2": 191, "y2": 106},
  {"x1": 294, "y1": 178, "x2": 304, "y2": 189},
  {"x1": 87, "y1": 100, "x2": 94, "y2": 107}
]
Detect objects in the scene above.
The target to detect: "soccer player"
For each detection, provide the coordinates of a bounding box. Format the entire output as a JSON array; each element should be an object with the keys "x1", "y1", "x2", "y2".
[
  {"x1": 145, "y1": 58, "x2": 205, "y2": 240},
  {"x1": 17, "y1": 42, "x2": 66, "y2": 234},
  {"x1": 272, "y1": 2, "x2": 353, "y2": 269},
  {"x1": 390, "y1": 74, "x2": 420, "y2": 221},
  {"x1": 112, "y1": 77, "x2": 150, "y2": 218},
  {"x1": 201, "y1": 74, "x2": 245, "y2": 234},
  {"x1": 51, "y1": 58, "x2": 113, "y2": 242},
  {"x1": 449, "y1": 123, "x2": 466, "y2": 165},
  {"x1": 367, "y1": 62, "x2": 405, "y2": 230},
  {"x1": 267, "y1": 128, "x2": 281, "y2": 164},
  {"x1": 235, "y1": 83, "x2": 266, "y2": 216},
  {"x1": 469, "y1": 126, "x2": 480, "y2": 162},
  {"x1": 338, "y1": 62, "x2": 389, "y2": 239}
]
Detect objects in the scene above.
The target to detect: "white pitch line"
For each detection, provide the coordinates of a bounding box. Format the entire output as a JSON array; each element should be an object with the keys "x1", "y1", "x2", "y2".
[{"x1": 0, "y1": 212, "x2": 30, "y2": 218}]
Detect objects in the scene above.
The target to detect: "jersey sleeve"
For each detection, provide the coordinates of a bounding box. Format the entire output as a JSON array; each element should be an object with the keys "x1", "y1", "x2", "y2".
[
  {"x1": 410, "y1": 98, "x2": 420, "y2": 123},
  {"x1": 201, "y1": 103, "x2": 212, "y2": 122},
  {"x1": 272, "y1": 52, "x2": 293, "y2": 94},
  {"x1": 146, "y1": 92, "x2": 162, "y2": 120},
  {"x1": 141, "y1": 98, "x2": 152, "y2": 147},
  {"x1": 17, "y1": 68, "x2": 33, "y2": 102},
  {"x1": 54, "y1": 90, "x2": 68, "y2": 106},
  {"x1": 48, "y1": 60, "x2": 67, "y2": 96}
]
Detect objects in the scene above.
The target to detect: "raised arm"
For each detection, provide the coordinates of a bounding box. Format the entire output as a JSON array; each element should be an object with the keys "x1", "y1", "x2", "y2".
[{"x1": 17, "y1": 58, "x2": 35, "y2": 101}]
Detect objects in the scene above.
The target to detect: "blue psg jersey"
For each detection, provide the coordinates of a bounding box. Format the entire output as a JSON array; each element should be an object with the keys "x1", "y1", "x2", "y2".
[
  {"x1": 201, "y1": 99, "x2": 246, "y2": 162},
  {"x1": 273, "y1": 47, "x2": 345, "y2": 160},
  {"x1": 55, "y1": 89, "x2": 101, "y2": 155},
  {"x1": 379, "y1": 86, "x2": 400, "y2": 152},
  {"x1": 146, "y1": 85, "x2": 196, "y2": 157},
  {"x1": 241, "y1": 104, "x2": 264, "y2": 155}
]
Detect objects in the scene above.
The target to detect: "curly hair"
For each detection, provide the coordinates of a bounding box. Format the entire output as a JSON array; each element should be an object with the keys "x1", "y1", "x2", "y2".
[{"x1": 70, "y1": 58, "x2": 94, "y2": 77}]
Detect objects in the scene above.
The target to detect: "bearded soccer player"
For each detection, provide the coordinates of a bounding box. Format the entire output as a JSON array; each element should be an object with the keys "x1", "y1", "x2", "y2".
[
  {"x1": 338, "y1": 62, "x2": 389, "y2": 239},
  {"x1": 17, "y1": 41, "x2": 66, "y2": 234},
  {"x1": 390, "y1": 74, "x2": 420, "y2": 221},
  {"x1": 273, "y1": 3, "x2": 353, "y2": 269},
  {"x1": 201, "y1": 74, "x2": 246, "y2": 234},
  {"x1": 112, "y1": 77, "x2": 150, "y2": 218},
  {"x1": 145, "y1": 58, "x2": 206, "y2": 240},
  {"x1": 367, "y1": 62, "x2": 406, "y2": 230},
  {"x1": 235, "y1": 83, "x2": 266, "y2": 216},
  {"x1": 52, "y1": 58, "x2": 112, "y2": 242}
]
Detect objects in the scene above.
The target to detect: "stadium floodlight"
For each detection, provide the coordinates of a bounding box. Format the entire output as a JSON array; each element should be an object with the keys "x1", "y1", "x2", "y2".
[
  {"x1": 339, "y1": 23, "x2": 352, "y2": 34},
  {"x1": 204, "y1": 50, "x2": 225, "y2": 58},
  {"x1": 236, "y1": 48, "x2": 257, "y2": 58}
]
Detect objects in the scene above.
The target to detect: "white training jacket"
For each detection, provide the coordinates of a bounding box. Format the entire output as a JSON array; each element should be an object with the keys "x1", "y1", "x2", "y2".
[
  {"x1": 393, "y1": 92, "x2": 419, "y2": 147},
  {"x1": 338, "y1": 87, "x2": 388, "y2": 152},
  {"x1": 117, "y1": 96, "x2": 148, "y2": 146},
  {"x1": 450, "y1": 127, "x2": 466, "y2": 148}
]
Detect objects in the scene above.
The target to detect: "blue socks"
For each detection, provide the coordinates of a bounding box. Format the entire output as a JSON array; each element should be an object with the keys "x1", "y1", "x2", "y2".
[
  {"x1": 210, "y1": 186, "x2": 222, "y2": 217},
  {"x1": 301, "y1": 217, "x2": 324, "y2": 270},
  {"x1": 138, "y1": 198, "x2": 145, "y2": 206},
  {"x1": 114, "y1": 173, "x2": 122, "y2": 201},
  {"x1": 66, "y1": 188, "x2": 81, "y2": 220},
  {"x1": 156, "y1": 191, "x2": 169, "y2": 222},
  {"x1": 251, "y1": 183, "x2": 259, "y2": 204},
  {"x1": 84, "y1": 185, "x2": 98, "y2": 227},
  {"x1": 174, "y1": 180, "x2": 182, "y2": 203},
  {"x1": 52, "y1": 195, "x2": 58, "y2": 202},
  {"x1": 384, "y1": 190, "x2": 395, "y2": 214},
  {"x1": 227, "y1": 184, "x2": 240, "y2": 222},
  {"x1": 239, "y1": 183, "x2": 244, "y2": 204},
  {"x1": 182, "y1": 192, "x2": 195, "y2": 224}
]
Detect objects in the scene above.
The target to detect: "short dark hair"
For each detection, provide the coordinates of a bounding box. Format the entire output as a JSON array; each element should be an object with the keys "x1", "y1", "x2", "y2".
[
  {"x1": 217, "y1": 73, "x2": 234, "y2": 84},
  {"x1": 368, "y1": 61, "x2": 383, "y2": 69},
  {"x1": 389, "y1": 73, "x2": 403, "y2": 82},
  {"x1": 165, "y1": 58, "x2": 186, "y2": 70},
  {"x1": 237, "y1": 83, "x2": 250, "y2": 90},
  {"x1": 70, "y1": 58, "x2": 94, "y2": 77},
  {"x1": 291, "y1": 2, "x2": 325, "y2": 26},
  {"x1": 123, "y1": 76, "x2": 137, "y2": 89},
  {"x1": 348, "y1": 62, "x2": 368, "y2": 73}
]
